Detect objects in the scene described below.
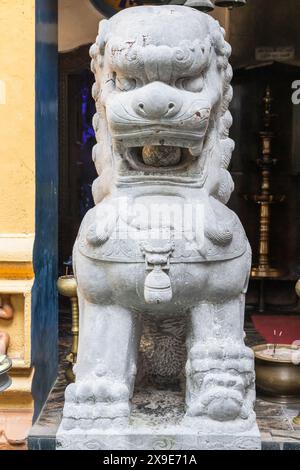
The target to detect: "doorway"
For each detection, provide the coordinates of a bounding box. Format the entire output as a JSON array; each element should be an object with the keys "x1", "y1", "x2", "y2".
[{"x1": 58, "y1": 45, "x2": 97, "y2": 273}]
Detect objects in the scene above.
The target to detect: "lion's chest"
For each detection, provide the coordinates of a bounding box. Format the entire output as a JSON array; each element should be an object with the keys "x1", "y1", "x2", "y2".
[
  {"x1": 77, "y1": 194, "x2": 247, "y2": 264},
  {"x1": 74, "y1": 194, "x2": 249, "y2": 312},
  {"x1": 74, "y1": 251, "x2": 248, "y2": 314}
]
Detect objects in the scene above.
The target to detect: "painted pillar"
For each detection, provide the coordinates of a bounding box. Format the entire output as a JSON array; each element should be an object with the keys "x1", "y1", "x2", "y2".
[{"x1": 0, "y1": 0, "x2": 58, "y2": 447}]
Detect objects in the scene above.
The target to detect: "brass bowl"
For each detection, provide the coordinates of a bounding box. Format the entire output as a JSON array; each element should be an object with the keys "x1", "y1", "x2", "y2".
[
  {"x1": 253, "y1": 344, "x2": 300, "y2": 404},
  {"x1": 57, "y1": 275, "x2": 77, "y2": 298},
  {"x1": 294, "y1": 412, "x2": 300, "y2": 426}
]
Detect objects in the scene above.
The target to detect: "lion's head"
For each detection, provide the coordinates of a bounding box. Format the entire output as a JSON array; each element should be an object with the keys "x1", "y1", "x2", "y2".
[{"x1": 90, "y1": 6, "x2": 234, "y2": 204}]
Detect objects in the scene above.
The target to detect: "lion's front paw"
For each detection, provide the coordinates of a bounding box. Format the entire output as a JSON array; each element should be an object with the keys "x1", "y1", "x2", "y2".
[
  {"x1": 186, "y1": 371, "x2": 250, "y2": 422},
  {"x1": 187, "y1": 389, "x2": 243, "y2": 421},
  {"x1": 62, "y1": 377, "x2": 131, "y2": 430},
  {"x1": 93, "y1": 377, "x2": 130, "y2": 403},
  {"x1": 65, "y1": 377, "x2": 130, "y2": 404}
]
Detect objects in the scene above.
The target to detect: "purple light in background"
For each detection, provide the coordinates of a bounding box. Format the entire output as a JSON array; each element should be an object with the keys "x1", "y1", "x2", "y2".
[
  {"x1": 81, "y1": 84, "x2": 95, "y2": 145},
  {"x1": 79, "y1": 71, "x2": 97, "y2": 218}
]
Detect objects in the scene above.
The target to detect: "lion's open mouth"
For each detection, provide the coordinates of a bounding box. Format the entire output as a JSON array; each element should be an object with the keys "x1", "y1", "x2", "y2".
[{"x1": 125, "y1": 145, "x2": 195, "y2": 172}]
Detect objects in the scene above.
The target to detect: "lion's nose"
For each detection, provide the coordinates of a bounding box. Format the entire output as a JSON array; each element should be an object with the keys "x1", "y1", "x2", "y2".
[{"x1": 132, "y1": 82, "x2": 183, "y2": 119}]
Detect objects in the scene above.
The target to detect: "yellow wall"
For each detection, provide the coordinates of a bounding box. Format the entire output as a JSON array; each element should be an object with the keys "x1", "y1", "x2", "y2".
[
  {"x1": 0, "y1": 0, "x2": 231, "y2": 440},
  {"x1": 0, "y1": 0, "x2": 36, "y2": 434},
  {"x1": 0, "y1": 0, "x2": 35, "y2": 235}
]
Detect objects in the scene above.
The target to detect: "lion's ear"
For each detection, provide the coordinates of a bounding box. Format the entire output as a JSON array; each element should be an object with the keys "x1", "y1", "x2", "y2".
[
  {"x1": 90, "y1": 19, "x2": 109, "y2": 62},
  {"x1": 97, "y1": 19, "x2": 109, "y2": 56}
]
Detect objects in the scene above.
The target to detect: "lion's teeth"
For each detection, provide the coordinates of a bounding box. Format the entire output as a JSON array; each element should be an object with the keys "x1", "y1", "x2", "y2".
[{"x1": 189, "y1": 143, "x2": 203, "y2": 157}]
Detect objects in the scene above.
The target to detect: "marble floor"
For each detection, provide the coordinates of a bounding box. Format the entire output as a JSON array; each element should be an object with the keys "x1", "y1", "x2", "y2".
[{"x1": 28, "y1": 311, "x2": 300, "y2": 450}]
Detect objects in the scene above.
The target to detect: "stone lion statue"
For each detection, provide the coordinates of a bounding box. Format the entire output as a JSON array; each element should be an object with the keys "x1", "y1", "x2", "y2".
[{"x1": 58, "y1": 5, "x2": 259, "y2": 449}]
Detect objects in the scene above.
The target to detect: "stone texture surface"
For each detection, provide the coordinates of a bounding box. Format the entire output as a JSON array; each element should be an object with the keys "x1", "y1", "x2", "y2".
[{"x1": 58, "y1": 5, "x2": 259, "y2": 449}]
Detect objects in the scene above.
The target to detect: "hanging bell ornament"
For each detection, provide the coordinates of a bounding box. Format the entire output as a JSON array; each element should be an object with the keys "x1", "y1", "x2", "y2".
[
  {"x1": 144, "y1": 266, "x2": 173, "y2": 304},
  {"x1": 214, "y1": 0, "x2": 246, "y2": 7},
  {"x1": 184, "y1": 0, "x2": 215, "y2": 12}
]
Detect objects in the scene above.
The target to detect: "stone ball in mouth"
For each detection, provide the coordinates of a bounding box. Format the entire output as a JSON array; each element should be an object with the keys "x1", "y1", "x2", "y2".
[{"x1": 142, "y1": 145, "x2": 181, "y2": 167}]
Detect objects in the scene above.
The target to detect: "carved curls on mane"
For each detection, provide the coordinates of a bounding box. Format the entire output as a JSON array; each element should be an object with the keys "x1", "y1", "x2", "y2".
[{"x1": 208, "y1": 19, "x2": 235, "y2": 204}]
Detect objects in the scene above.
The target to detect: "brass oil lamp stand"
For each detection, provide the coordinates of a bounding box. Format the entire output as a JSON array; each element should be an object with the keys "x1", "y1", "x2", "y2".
[
  {"x1": 244, "y1": 87, "x2": 285, "y2": 312},
  {"x1": 57, "y1": 267, "x2": 79, "y2": 383}
]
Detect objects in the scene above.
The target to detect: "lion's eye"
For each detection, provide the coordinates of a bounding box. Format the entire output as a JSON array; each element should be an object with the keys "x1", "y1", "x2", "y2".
[
  {"x1": 176, "y1": 76, "x2": 204, "y2": 93},
  {"x1": 116, "y1": 76, "x2": 136, "y2": 92}
]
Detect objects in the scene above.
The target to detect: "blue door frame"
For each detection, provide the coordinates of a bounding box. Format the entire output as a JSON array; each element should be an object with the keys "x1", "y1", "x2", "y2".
[{"x1": 32, "y1": 0, "x2": 59, "y2": 420}]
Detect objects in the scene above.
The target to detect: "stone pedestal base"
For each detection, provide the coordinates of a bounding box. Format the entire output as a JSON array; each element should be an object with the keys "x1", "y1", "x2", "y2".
[
  {"x1": 57, "y1": 426, "x2": 261, "y2": 451},
  {"x1": 56, "y1": 389, "x2": 261, "y2": 450}
]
